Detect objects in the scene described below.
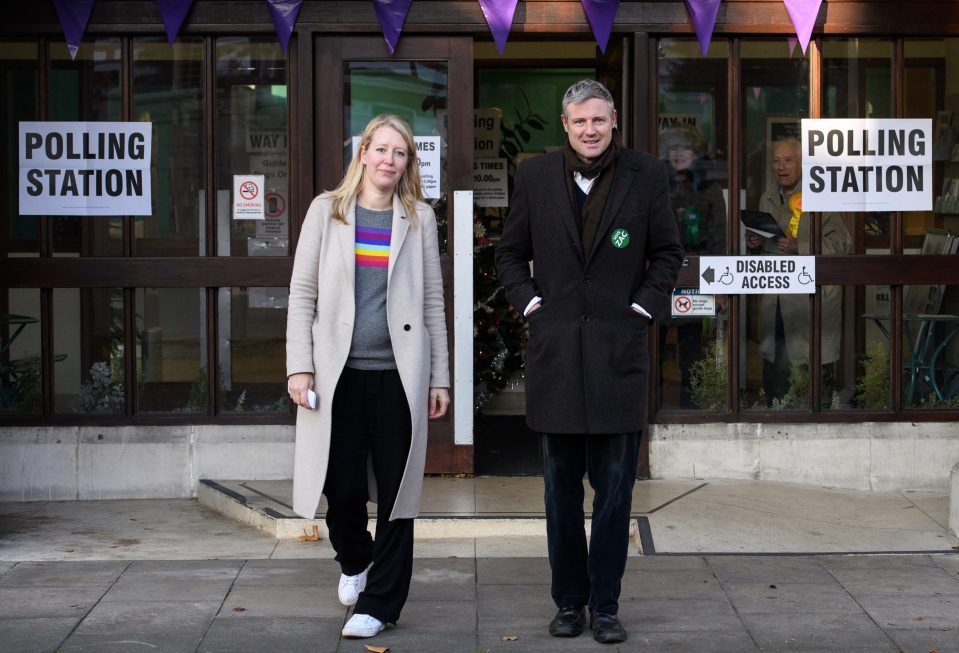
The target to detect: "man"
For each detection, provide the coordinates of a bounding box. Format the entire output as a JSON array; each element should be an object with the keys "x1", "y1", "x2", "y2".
[
  {"x1": 495, "y1": 80, "x2": 683, "y2": 644},
  {"x1": 746, "y1": 138, "x2": 851, "y2": 405}
]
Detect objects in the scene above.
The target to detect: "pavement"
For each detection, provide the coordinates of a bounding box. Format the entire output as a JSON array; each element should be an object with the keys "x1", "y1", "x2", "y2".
[{"x1": 1, "y1": 478, "x2": 959, "y2": 652}]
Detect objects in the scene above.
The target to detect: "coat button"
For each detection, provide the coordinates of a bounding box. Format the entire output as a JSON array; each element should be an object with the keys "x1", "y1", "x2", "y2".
[
  {"x1": 404, "y1": 324, "x2": 411, "y2": 331},
  {"x1": 583, "y1": 276, "x2": 590, "y2": 283},
  {"x1": 581, "y1": 314, "x2": 590, "y2": 323}
]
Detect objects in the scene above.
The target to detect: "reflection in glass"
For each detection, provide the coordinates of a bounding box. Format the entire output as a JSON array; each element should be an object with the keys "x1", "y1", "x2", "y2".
[
  {"x1": 657, "y1": 39, "x2": 730, "y2": 410},
  {"x1": 136, "y1": 288, "x2": 205, "y2": 413},
  {"x1": 49, "y1": 40, "x2": 123, "y2": 257},
  {"x1": 132, "y1": 39, "x2": 204, "y2": 256},
  {"x1": 216, "y1": 38, "x2": 288, "y2": 258},
  {"x1": 906, "y1": 39, "x2": 959, "y2": 253},
  {"x1": 901, "y1": 283, "x2": 959, "y2": 408},
  {"x1": 217, "y1": 288, "x2": 288, "y2": 413},
  {"x1": 1, "y1": 289, "x2": 42, "y2": 415},
  {"x1": 54, "y1": 288, "x2": 125, "y2": 413},
  {"x1": 740, "y1": 41, "x2": 811, "y2": 409},
  {"x1": 855, "y1": 285, "x2": 892, "y2": 410},
  {"x1": 344, "y1": 61, "x2": 449, "y2": 252},
  {"x1": 2, "y1": 42, "x2": 39, "y2": 253}
]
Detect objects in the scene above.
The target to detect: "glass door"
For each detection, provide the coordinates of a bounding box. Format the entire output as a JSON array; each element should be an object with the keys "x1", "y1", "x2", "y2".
[{"x1": 315, "y1": 36, "x2": 473, "y2": 473}]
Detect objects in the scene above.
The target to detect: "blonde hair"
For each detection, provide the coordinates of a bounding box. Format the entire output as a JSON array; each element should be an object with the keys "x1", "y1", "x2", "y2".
[{"x1": 327, "y1": 114, "x2": 423, "y2": 226}]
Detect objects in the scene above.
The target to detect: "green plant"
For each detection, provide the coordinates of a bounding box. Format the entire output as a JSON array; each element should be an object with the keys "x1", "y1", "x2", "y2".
[
  {"x1": 770, "y1": 362, "x2": 811, "y2": 410},
  {"x1": 689, "y1": 339, "x2": 727, "y2": 411},
  {"x1": 75, "y1": 341, "x2": 125, "y2": 413},
  {"x1": 856, "y1": 340, "x2": 890, "y2": 410}
]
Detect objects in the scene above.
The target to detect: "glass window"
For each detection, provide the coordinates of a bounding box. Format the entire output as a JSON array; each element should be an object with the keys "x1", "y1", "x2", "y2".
[
  {"x1": 344, "y1": 60, "x2": 449, "y2": 252},
  {"x1": 217, "y1": 287, "x2": 288, "y2": 413},
  {"x1": 49, "y1": 40, "x2": 123, "y2": 257},
  {"x1": 54, "y1": 287, "x2": 125, "y2": 414},
  {"x1": 820, "y1": 39, "x2": 893, "y2": 410},
  {"x1": 132, "y1": 39, "x2": 204, "y2": 256},
  {"x1": 215, "y1": 38, "x2": 288, "y2": 258},
  {"x1": 2, "y1": 42, "x2": 39, "y2": 255},
  {"x1": 1, "y1": 288, "x2": 42, "y2": 415},
  {"x1": 740, "y1": 40, "x2": 811, "y2": 409},
  {"x1": 136, "y1": 287, "x2": 206, "y2": 413},
  {"x1": 657, "y1": 39, "x2": 730, "y2": 410}
]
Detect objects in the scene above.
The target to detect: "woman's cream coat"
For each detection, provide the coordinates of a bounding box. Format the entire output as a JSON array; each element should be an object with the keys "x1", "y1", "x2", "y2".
[{"x1": 286, "y1": 193, "x2": 449, "y2": 520}]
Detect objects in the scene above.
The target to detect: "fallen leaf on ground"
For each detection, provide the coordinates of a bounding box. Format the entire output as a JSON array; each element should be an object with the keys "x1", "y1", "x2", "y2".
[
  {"x1": 913, "y1": 616, "x2": 925, "y2": 621},
  {"x1": 501, "y1": 635, "x2": 518, "y2": 641},
  {"x1": 233, "y1": 607, "x2": 246, "y2": 612},
  {"x1": 298, "y1": 525, "x2": 320, "y2": 542},
  {"x1": 365, "y1": 646, "x2": 389, "y2": 653}
]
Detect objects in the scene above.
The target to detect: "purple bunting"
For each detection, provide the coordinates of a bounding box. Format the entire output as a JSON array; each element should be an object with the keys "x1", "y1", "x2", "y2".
[
  {"x1": 783, "y1": 0, "x2": 823, "y2": 55},
  {"x1": 267, "y1": 0, "x2": 303, "y2": 54},
  {"x1": 156, "y1": 0, "x2": 194, "y2": 45},
  {"x1": 53, "y1": 0, "x2": 96, "y2": 60},
  {"x1": 478, "y1": 0, "x2": 519, "y2": 55},
  {"x1": 685, "y1": 0, "x2": 722, "y2": 56},
  {"x1": 373, "y1": 0, "x2": 413, "y2": 55},
  {"x1": 580, "y1": 0, "x2": 620, "y2": 54}
]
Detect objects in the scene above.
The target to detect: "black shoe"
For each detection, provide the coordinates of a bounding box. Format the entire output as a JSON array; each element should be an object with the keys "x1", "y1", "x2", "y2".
[
  {"x1": 589, "y1": 610, "x2": 628, "y2": 644},
  {"x1": 548, "y1": 606, "x2": 586, "y2": 637}
]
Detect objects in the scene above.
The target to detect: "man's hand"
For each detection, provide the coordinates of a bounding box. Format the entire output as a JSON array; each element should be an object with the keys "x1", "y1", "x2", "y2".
[
  {"x1": 527, "y1": 302, "x2": 542, "y2": 315},
  {"x1": 746, "y1": 233, "x2": 765, "y2": 250},
  {"x1": 776, "y1": 235, "x2": 798, "y2": 254},
  {"x1": 428, "y1": 388, "x2": 450, "y2": 419},
  {"x1": 287, "y1": 372, "x2": 314, "y2": 409}
]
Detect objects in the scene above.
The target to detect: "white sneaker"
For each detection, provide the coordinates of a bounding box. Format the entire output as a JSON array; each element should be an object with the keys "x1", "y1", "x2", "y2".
[
  {"x1": 337, "y1": 569, "x2": 368, "y2": 606},
  {"x1": 342, "y1": 613, "x2": 385, "y2": 638}
]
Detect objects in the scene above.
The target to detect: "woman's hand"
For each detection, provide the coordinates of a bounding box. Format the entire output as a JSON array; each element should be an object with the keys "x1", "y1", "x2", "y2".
[
  {"x1": 428, "y1": 387, "x2": 450, "y2": 419},
  {"x1": 288, "y1": 372, "x2": 315, "y2": 409},
  {"x1": 746, "y1": 233, "x2": 765, "y2": 250}
]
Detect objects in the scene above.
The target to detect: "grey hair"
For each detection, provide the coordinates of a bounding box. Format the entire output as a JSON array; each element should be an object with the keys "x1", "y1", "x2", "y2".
[{"x1": 562, "y1": 79, "x2": 616, "y2": 119}]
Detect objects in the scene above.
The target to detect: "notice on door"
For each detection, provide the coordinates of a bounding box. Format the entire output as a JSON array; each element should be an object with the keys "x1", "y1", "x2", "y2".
[
  {"x1": 351, "y1": 135, "x2": 442, "y2": 199},
  {"x1": 473, "y1": 158, "x2": 507, "y2": 207},
  {"x1": 233, "y1": 174, "x2": 265, "y2": 220}
]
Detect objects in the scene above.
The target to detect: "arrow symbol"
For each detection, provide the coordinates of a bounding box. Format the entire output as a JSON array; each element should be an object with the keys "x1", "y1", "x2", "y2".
[{"x1": 702, "y1": 266, "x2": 715, "y2": 284}]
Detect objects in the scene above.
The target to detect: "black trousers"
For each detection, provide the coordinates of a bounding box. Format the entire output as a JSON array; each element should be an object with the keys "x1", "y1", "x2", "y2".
[
  {"x1": 540, "y1": 431, "x2": 640, "y2": 615},
  {"x1": 324, "y1": 366, "x2": 414, "y2": 624}
]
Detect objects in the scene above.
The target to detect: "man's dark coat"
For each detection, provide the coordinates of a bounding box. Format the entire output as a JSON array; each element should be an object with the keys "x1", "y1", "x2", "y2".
[{"x1": 495, "y1": 147, "x2": 684, "y2": 434}]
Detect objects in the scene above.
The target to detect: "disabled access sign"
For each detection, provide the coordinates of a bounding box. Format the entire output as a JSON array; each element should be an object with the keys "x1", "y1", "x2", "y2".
[{"x1": 699, "y1": 256, "x2": 816, "y2": 294}]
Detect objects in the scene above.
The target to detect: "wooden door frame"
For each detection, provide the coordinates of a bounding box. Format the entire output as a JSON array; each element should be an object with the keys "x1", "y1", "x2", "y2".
[{"x1": 312, "y1": 35, "x2": 474, "y2": 474}]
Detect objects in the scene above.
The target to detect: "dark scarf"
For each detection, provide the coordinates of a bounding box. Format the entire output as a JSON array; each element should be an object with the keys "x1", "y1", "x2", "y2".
[{"x1": 563, "y1": 129, "x2": 622, "y2": 256}]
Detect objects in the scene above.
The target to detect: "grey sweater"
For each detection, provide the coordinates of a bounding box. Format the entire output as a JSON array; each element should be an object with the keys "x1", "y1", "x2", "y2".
[{"x1": 346, "y1": 205, "x2": 396, "y2": 370}]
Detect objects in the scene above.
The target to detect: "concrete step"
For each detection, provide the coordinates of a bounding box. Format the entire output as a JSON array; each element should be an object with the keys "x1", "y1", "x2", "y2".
[{"x1": 197, "y1": 478, "x2": 648, "y2": 544}]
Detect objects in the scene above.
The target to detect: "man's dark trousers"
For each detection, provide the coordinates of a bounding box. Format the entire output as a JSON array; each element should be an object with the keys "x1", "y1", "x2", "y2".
[{"x1": 540, "y1": 431, "x2": 640, "y2": 615}]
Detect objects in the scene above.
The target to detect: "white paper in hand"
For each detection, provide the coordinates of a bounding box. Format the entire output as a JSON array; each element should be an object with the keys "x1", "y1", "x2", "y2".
[{"x1": 307, "y1": 389, "x2": 317, "y2": 410}]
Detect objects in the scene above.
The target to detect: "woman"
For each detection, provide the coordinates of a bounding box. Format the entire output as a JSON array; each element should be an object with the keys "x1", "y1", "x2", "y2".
[
  {"x1": 286, "y1": 114, "x2": 450, "y2": 638},
  {"x1": 660, "y1": 125, "x2": 727, "y2": 407}
]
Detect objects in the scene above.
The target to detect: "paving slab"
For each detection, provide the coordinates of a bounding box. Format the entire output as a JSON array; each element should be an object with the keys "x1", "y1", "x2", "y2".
[
  {"x1": 618, "y1": 597, "x2": 744, "y2": 633},
  {"x1": 0, "y1": 616, "x2": 81, "y2": 653},
  {"x1": 59, "y1": 600, "x2": 220, "y2": 653},
  {"x1": 706, "y1": 555, "x2": 836, "y2": 583},
  {"x1": 198, "y1": 616, "x2": 342, "y2": 653},
  {"x1": 737, "y1": 611, "x2": 899, "y2": 652},
  {"x1": 476, "y1": 557, "x2": 552, "y2": 585},
  {"x1": 619, "y1": 568, "x2": 727, "y2": 600},
  {"x1": 234, "y1": 558, "x2": 341, "y2": 586},
  {"x1": 884, "y1": 626, "x2": 959, "y2": 652},
  {"x1": 853, "y1": 591, "x2": 959, "y2": 630},
  {"x1": 368, "y1": 599, "x2": 477, "y2": 651},
  {"x1": 621, "y1": 628, "x2": 761, "y2": 653},
  {"x1": 0, "y1": 560, "x2": 127, "y2": 587},
  {"x1": 720, "y1": 581, "x2": 863, "y2": 614},
  {"x1": 219, "y1": 583, "x2": 346, "y2": 618},
  {"x1": 0, "y1": 586, "x2": 105, "y2": 618}
]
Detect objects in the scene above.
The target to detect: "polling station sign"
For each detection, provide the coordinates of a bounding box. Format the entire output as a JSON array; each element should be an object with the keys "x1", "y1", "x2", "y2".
[
  {"x1": 801, "y1": 118, "x2": 932, "y2": 212},
  {"x1": 19, "y1": 121, "x2": 152, "y2": 216},
  {"x1": 699, "y1": 256, "x2": 817, "y2": 295}
]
